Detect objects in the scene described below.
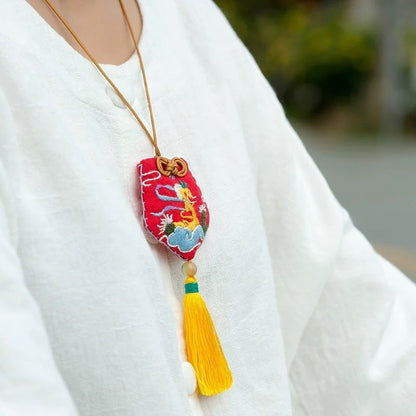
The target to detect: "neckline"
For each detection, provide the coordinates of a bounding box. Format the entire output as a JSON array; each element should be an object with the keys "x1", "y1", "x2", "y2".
[{"x1": 22, "y1": 0, "x2": 150, "y2": 77}]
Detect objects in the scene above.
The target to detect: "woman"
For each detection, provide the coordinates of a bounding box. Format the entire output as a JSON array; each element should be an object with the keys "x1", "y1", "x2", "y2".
[{"x1": 0, "y1": 0, "x2": 415, "y2": 415}]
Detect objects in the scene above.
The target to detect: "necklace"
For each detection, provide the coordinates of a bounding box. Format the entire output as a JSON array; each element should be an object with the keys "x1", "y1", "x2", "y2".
[{"x1": 41, "y1": 0, "x2": 232, "y2": 396}]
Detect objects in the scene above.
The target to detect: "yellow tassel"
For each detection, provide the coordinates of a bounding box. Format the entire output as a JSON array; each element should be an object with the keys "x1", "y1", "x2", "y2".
[{"x1": 183, "y1": 272, "x2": 233, "y2": 396}]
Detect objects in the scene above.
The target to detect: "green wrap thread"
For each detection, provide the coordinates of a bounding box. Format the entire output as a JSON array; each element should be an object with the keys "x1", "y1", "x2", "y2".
[{"x1": 185, "y1": 282, "x2": 199, "y2": 294}]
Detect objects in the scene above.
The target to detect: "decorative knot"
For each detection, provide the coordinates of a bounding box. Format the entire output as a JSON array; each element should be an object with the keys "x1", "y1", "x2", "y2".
[{"x1": 156, "y1": 156, "x2": 188, "y2": 177}]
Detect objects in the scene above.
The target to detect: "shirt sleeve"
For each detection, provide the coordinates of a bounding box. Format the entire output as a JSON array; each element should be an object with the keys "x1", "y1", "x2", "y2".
[
  {"x1": 0, "y1": 90, "x2": 79, "y2": 415},
  {"x1": 257, "y1": 105, "x2": 416, "y2": 416},
  {"x1": 197, "y1": 2, "x2": 416, "y2": 414}
]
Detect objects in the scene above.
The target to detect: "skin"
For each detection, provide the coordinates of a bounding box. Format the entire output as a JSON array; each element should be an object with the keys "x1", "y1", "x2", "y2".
[{"x1": 25, "y1": 0, "x2": 143, "y2": 65}]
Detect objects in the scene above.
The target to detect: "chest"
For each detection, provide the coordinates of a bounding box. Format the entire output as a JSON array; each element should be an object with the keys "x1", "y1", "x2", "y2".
[
  {"x1": 4, "y1": 48, "x2": 268, "y2": 307},
  {"x1": 24, "y1": 0, "x2": 143, "y2": 65}
]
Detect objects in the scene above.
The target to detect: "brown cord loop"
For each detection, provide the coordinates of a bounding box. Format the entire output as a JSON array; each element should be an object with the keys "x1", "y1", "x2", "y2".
[{"x1": 156, "y1": 157, "x2": 188, "y2": 177}]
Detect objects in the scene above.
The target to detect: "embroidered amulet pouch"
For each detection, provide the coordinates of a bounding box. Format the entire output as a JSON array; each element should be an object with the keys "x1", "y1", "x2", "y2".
[{"x1": 137, "y1": 157, "x2": 209, "y2": 261}]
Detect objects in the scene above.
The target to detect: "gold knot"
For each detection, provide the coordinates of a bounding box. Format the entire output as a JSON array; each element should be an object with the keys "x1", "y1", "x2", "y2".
[{"x1": 156, "y1": 156, "x2": 188, "y2": 177}]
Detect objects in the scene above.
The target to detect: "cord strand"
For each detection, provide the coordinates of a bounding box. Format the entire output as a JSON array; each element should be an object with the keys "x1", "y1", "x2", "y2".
[
  {"x1": 42, "y1": 0, "x2": 161, "y2": 157},
  {"x1": 118, "y1": 0, "x2": 158, "y2": 149}
]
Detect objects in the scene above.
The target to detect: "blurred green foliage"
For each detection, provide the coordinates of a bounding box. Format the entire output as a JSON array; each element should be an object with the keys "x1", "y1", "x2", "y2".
[
  {"x1": 215, "y1": 1, "x2": 376, "y2": 119},
  {"x1": 404, "y1": 29, "x2": 416, "y2": 130}
]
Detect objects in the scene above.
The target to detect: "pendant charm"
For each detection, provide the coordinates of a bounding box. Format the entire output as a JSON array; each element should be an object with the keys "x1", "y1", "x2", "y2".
[
  {"x1": 137, "y1": 157, "x2": 232, "y2": 395},
  {"x1": 137, "y1": 157, "x2": 209, "y2": 260}
]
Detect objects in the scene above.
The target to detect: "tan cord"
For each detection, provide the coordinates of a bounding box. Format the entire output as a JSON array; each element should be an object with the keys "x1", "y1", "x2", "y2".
[
  {"x1": 118, "y1": 0, "x2": 157, "y2": 148},
  {"x1": 41, "y1": 0, "x2": 161, "y2": 157},
  {"x1": 156, "y1": 157, "x2": 187, "y2": 177}
]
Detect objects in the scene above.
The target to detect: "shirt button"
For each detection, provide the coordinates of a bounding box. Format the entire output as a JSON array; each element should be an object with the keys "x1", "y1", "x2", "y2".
[{"x1": 182, "y1": 361, "x2": 197, "y2": 395}]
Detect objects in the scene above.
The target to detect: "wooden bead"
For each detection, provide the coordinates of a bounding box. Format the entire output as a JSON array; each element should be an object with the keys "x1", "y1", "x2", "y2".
[{"x1": 182, "y1": 261, "x2": 197, "y2": 277}]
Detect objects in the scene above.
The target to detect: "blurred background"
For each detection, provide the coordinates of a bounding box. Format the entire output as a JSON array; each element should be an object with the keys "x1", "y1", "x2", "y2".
[{"x1": 216, "y1": 0, "x2": 416, "y2": 279}]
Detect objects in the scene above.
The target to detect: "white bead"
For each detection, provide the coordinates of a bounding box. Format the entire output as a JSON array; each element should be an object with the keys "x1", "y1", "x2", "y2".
[{"x1": 182, "y1": 261, "x2": 197, "y2": 276}]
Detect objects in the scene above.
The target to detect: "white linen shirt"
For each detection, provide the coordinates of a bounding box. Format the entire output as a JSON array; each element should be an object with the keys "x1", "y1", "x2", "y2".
[{"x1": 0, "y1": 1, "x2": 415, "y2": 415}]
